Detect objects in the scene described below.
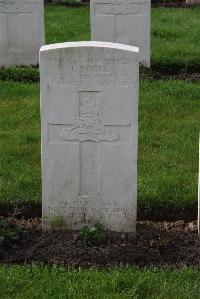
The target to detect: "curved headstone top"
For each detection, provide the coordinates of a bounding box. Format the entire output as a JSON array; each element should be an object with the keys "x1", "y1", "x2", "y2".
[
  {"x1": 40, "y1": 41, "x2": 139, "y2": 53},
  {"x1": 40, "y1": 40, "x2": 139, "y2": 233}
]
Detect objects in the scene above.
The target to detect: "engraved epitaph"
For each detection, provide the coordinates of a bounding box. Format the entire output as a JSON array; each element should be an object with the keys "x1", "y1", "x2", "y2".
[
  {"x1": 91, "y1": 0, "x2": 151, "y2": 67},
  {"x1": 40, "y1": 41, "x2": 139, "y2": 232},
  {"x1": 0, "y1": 0, "x2": 45, "y2": 67}
]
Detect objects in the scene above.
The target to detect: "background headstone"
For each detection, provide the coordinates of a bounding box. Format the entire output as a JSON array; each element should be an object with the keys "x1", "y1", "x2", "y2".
[
  {"x1": 0, "y1": 0, "x2": 45, "y2": 67},
  {"x1": 90, "y1": 0, "x2": 151, "y2": 67},
  {"x1": 40, "y1": 41, "x2": 139, "y2": 233}
]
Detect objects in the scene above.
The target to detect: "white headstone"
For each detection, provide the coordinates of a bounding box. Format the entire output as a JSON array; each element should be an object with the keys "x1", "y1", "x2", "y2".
[
  {"x1": 90, "y1": 0, "x2": 151, "y2": 67},
  {"x1": 40, "y1": 41, "x2": 139, "y2": 233},
  {"x1": 0, "y1": 0, "x2": 45, "y2": 67}
]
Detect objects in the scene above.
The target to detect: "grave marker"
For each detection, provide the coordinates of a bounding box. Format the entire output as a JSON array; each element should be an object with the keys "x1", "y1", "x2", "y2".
[
  {"x1": 90, "y1": 0, "x2": 151, "y2": 67},
  {"x1": 0, "y1": 0, "x2": 45, "y2": 67},
  {"x1": 40, "y1": 41, "x2": 139, "y2": 233}
]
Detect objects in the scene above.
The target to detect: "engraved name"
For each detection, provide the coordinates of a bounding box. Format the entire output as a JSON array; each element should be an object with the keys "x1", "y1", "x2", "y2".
[{"x1": 43, "y1": 56, "x2": 136, "y2": 86}]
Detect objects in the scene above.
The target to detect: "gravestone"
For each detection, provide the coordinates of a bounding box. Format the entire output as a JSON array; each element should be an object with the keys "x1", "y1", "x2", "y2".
[
  {"x1": 40, "y1": 41, "x2": 139, "y2": 233},
  {"x1": 0, "y1": 0, "x2": 45, "y2": 67},
  {"x1": 90, "y1": 0, "x2": 151, "y2": 67}
]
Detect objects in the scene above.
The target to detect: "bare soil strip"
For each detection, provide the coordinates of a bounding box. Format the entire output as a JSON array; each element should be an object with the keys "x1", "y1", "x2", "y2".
[{"x1": 0, "y1": 217, "x2": 199, "y2": 268}]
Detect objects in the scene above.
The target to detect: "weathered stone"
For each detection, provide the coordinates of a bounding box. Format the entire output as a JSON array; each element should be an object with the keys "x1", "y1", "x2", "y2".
[
  {"x1": 40, "y1": 41, "x2": 139, "y2": 233},
  {"x1": 90, "y1": 0, "x2": 151, "y2": 67},
  {"x1": 0, "y1": 0, "x2": 45, "y2": 67}
]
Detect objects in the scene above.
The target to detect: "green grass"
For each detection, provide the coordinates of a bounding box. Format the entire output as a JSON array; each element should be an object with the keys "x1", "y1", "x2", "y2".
[
  {"x1": 0, "y1": 266, "x2": 199, "y2": 298},
  {"x1": 152, "y1": 7, "x2": 200, "y2": 71},
  {"x1": 138, "y1": 80, "x2": 199, "y2": 216},
  {"x1": 0, "y1": 80, "x2": 199, "y2": 217},
  {"x1": 44, "y1": 5, "x2": 200, "y2": 71},
  {"x1": 45, "y1": 5, "x2": 90, "y2": 44},
  {"x1": 1, "y1": 6, "x2": 200, "y2": 82},
  {"x1": 0, "y1": 5, "x2": 200, "y2": 296},
  {"x1": 0, "y1": 82, "x2": 40, "y2": 204},
  {"x1": 0, "y1": 5, "x2": 200, "y2": 82},
  {"x1": 0, "y1": 5, "x2": 200, "y2": 216}
]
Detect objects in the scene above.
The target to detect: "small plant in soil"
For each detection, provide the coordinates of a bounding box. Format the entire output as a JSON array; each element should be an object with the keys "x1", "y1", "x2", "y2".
[
  {"x1": 8, "y1": 198, "x2": 23, "y2": 217},
  {"x1": 0, "y1": 219, "x2": 23, "y2": 248},
  {"x1": 81, "y1": 223, "x2": 106, "y2": 246},
  {"x1": 50, "y1": 216, "x2": 65, "y2": 229}
]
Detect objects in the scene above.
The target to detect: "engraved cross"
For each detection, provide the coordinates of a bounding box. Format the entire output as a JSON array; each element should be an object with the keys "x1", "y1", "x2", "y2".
[
  {"x1": 102, "y1": 0, "x2": 139, "y2": 43},
  {"x1": 59, "y1": 91, "x2": 119, "y2": 196}
]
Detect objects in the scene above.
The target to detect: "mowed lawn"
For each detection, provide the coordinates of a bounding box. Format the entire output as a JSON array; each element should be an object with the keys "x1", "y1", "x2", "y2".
[
  {"x1": 0, "y1": 266, "x2": 199, "y2": 298},
  {"x1": 0, "y1": 5, "x2": 199, "y2": 214},
  {"x1": 0, "y1": 80, "x2": 198, "y2": 214},
  {"x1": 0, "y1": 5, "x2": 200, "y2": 295},
  {"x1": 45, "y1": 5, "x2": 200, "y2": 69}
]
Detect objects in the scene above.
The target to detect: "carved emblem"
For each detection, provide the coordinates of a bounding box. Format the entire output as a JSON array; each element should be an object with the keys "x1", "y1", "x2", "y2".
[
  {"x1": 61, "y1": 97, "x2": 119, "y2": 142},
  {"x1": 0, "y1": 0, "x2": 33, "y2": 14},
  {"x1": 103, "y1": 0, "x2": 138, "y2": 15}
]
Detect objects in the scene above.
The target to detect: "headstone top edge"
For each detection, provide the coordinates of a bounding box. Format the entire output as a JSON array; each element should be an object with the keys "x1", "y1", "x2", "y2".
[{"x1": 40, "y1": 41, "x2": 139, "y2": 54}]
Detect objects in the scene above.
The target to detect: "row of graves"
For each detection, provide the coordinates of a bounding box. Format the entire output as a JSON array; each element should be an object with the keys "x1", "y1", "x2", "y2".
[
  {"x1": 0, "y1": 0, "x2": 150, "y2": 67},
  {"x1": 0, "y1": 0, "x2": 199, "y2": 235}
]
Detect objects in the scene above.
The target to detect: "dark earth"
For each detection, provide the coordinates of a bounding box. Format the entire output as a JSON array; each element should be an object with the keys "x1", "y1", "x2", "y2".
[{"x1": 0, "y1": 217, "x2": 199, "y2": 268}]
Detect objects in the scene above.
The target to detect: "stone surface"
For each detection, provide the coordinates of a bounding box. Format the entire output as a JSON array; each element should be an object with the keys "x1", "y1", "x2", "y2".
[
  {"x1": 90, "y1": 0, "x2": 151, "y2": 67},
  {"x1": 0, "y1": 0, "x2": 45, "y2": 67},
  {"x1": 40, "y1": 41, "x2": 139, "y2": 233}
]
